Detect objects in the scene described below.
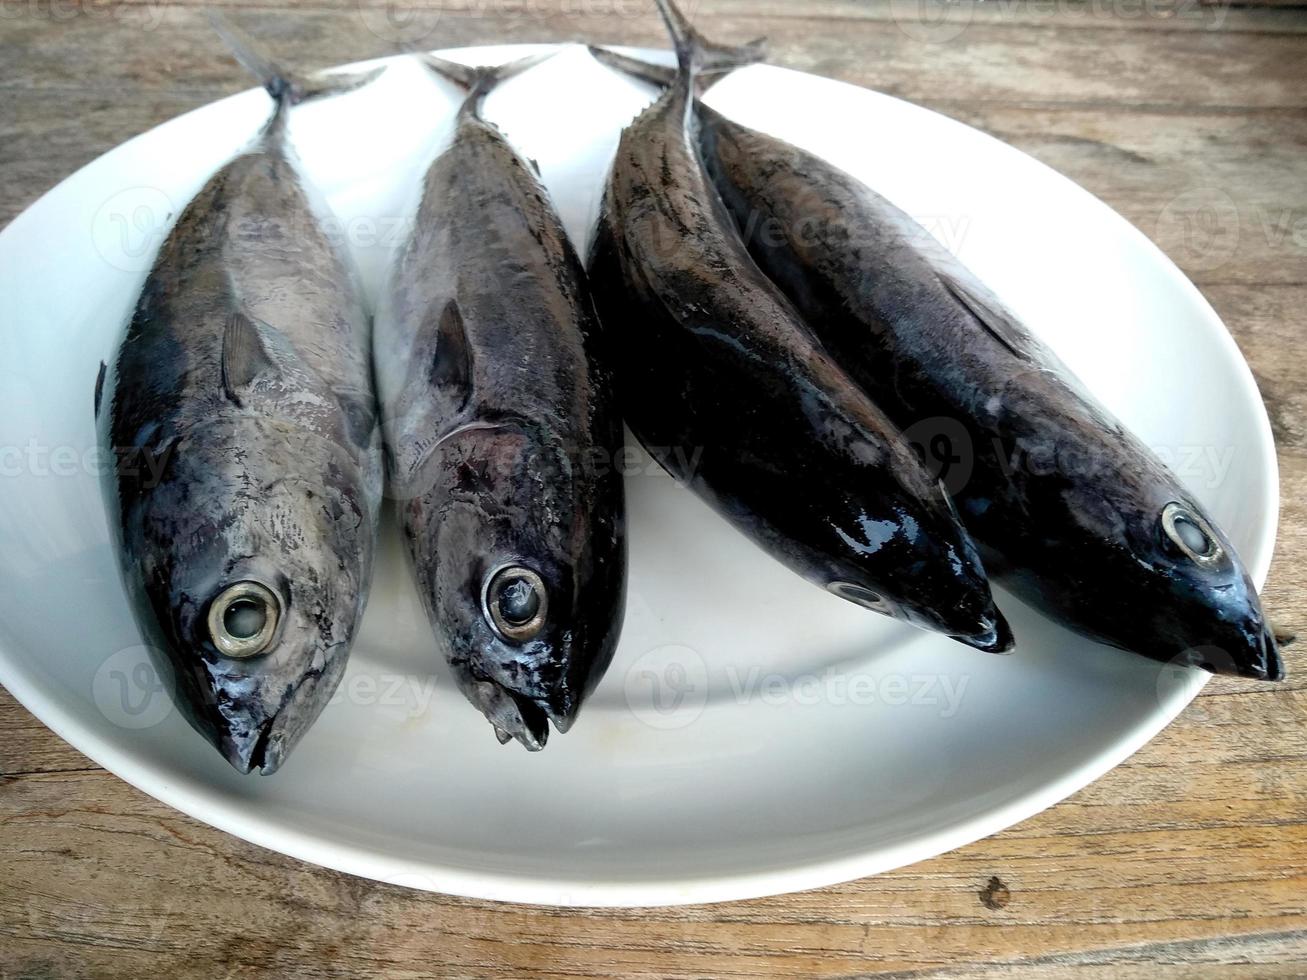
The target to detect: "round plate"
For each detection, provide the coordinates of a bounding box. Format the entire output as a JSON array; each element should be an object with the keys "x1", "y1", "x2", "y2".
[{"x1": 0, "y1": 45, "x2": 1278, "y2": 906}]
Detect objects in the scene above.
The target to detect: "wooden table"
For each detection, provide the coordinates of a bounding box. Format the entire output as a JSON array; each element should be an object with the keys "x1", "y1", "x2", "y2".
[{"x1": 2, "y1": 1, "x2": 1305, "y2": 975}]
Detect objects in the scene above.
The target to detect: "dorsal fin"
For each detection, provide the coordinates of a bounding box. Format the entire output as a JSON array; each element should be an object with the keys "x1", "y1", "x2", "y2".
[
  {"x1": 94, "y1": 360, "x2": 108, "y2": 420},
  {"x1": 430, "y1": 299, "x2": 474, "y2": 414},
  {"x1": 937, "y1": 271, "x2": 1034, "y2": 362},
  {"x1": 221, "y1": 312, "x2": 280, "y2": 405}
]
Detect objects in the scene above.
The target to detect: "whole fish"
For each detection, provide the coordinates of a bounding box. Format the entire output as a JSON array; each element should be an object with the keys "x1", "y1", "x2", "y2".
[
  {"x1": 600, "y1": 3, "x2": 1283, "y2": 679},
  {"x1": 587, "y1": 10, "x2": 1012, "y2": 651},
  {"x1": 374, "y1": 52, "x2": 627, "y2": 749},
  {"x1": 96, "y1": 19, "x2": 385, "y2": 774}
]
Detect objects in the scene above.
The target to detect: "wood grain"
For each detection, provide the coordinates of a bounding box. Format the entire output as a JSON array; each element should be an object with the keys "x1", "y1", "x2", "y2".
[{"x1": 2, "y1": 1, "x2": 1306, "y2": 976}]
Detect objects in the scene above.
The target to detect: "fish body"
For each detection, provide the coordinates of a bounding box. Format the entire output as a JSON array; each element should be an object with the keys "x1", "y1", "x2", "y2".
[
  {"x1": 99, "y1": 34, "x2": 385, "y2": 774},
  {"x1": 587, "y1": 45, "x2": 1010, "y2": 650},
  {"x1": 374, "y1": 55, "x2": 627, "y2": 749},
  {"x1": 695, "y1": 105, "x2": 1282, "y2": 679}
]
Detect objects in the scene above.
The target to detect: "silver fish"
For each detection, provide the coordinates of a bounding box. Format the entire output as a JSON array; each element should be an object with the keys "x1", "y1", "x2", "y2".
[
  {"x1": 97, "y1": 17, "x2": 385, "y2": 773},
  {"x1": 373, "y1": 52, "x2": 627, "y2": 750}
]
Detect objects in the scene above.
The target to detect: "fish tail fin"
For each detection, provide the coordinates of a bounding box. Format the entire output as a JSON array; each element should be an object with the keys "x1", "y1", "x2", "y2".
[
  {"x1": 588, "y1": 43, "x2": 760, "y2": 94},
  {"x1": 208, "y1": 11, "x2": 384, "y2": 114},
  {"x1": 417, "y1": 49, "x2": 557, "y2": 119},
  {"x1": 588, "y1": 46, "x2": 677, "y2": 89},
  {"x1": 652, "y1": 0, "x2": 766, "y2": 76}
]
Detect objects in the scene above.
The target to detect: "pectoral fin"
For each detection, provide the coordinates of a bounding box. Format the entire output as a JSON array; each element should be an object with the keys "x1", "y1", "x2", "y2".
[
  {"x1": 430, "y1": 299, "x2": 474, "y2": 417},
  {"x1": 221, "y1": 312, "x2": 281, "y2": 406},
  {"x1": 938, "y1": 271, "x2": 1034, "y2": 362}
]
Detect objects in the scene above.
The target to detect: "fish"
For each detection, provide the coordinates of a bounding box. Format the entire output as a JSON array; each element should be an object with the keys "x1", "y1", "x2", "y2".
[
  {"x1": 373, "y1": 50, "x2": 628, "y2": 750},
  {"x1": 96, "y1": 16, "x2": 386, "y2": 774},
  {"x1": 599, "y1": 3, "x2": 1284, "y2": 679},
  {"x1": 586, "y1": 4, "x2": 1013, "y2": 652}
]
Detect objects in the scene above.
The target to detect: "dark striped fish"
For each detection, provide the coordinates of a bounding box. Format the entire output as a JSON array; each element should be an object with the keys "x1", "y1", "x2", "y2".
[
  {"x1": 97, "y1": 18, "x2": 385, "y2": 774},
  {"x1": 374, "y1": 52, "x2": 627, "y2": 749},
  {"x1": 587, "y1": 7, "x2": 1012, "y2": 652},
  {"x1": 595, "y1": 3, "x2": 1282, "y2": 679}
]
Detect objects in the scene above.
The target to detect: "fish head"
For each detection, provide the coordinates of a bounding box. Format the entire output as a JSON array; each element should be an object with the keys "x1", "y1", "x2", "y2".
[
  {"x1": 1063, "y1": 483, "x2": 1282, "y2": 680},
  {"x1": 1141, "y1": 497, "x2": 1281, "y2": 680},
  {"x1": 418, "y1": 420, "x2": 624, "y2": 749},
  {"x1": 135, "y1": 418, "x2": 376, "y2": 774}
]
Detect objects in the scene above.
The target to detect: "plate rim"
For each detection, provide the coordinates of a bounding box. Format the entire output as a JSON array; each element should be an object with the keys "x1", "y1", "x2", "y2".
[{"x1": 0, "y1": 44, "x2": 1279, "y2": 907}]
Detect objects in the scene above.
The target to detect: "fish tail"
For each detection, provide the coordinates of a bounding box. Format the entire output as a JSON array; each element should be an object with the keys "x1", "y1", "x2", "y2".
[
  {"x1": 208, "y1": 11, "x2": 384, "y2": 119},
  {"x1": 417, "y1": 49, "x2": 557, "y2": 120},
  {"x1": 652, "y1": 0, "x2": 766, "y2": 76},
  {"x1": 588, "y1": 43, "x2": 761, "y2": 93}
]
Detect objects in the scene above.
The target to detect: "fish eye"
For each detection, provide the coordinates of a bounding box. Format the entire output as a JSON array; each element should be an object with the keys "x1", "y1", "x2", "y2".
[
  {"x1": 827, "y1": 581, "x2": 892, "y2": 614},
  {"x1": 1161, "y1": 502, "x2": 1223, "y2": 566},
  {"x1": 483, "y1": 565, "x2": 548, "y2": 643},
  {"x1": 207, "y1": 581, "x2": 280, "y2": 658}
]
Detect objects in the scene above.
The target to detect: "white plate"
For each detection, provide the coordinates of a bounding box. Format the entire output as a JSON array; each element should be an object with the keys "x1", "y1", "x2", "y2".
[{"x1": 0, "y1": 45, "x2": 1278, "y2": 907}]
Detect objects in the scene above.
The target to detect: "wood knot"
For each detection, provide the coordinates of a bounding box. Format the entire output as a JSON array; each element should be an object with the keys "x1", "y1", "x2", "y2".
[{"x1": 979, "y1": 875, "x2": 1011, "y2": 910}]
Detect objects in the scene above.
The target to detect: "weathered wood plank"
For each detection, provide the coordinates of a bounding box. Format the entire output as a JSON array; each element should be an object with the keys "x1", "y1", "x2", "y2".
[
  {"x1": 62, "y1": 0, "x2": 1307, "y2": 34},
  {"x1": 1, "y1": 6, "x2": 1305, "y2": 109},
  {"x1": 0, "y1": 766, "x2": 1303, "y2": 978},
  {"x1": 0, "y1": 691, "x2": 97, "y2": 776}
]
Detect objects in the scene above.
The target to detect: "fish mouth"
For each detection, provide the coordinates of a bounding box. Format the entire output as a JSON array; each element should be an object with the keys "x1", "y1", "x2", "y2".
[
  {"x1": 214, "y1": 667, "x2": 333, "y2": 775},
  {"x1": 1167, "y1": 621, "x2": 1285, "y2": 681},
  {"x1": 1235, "y1": 622, "x2": 1285, "y2": 681},
  {"x1": 952, "y1": 607, "x2": 1016, "y2": 655},
  {"x1": 218, "y1": 715, "x2": 288, "y2": 776},
  {"x1": 1264, "y1": 625, "x2": 1287, "y2": 682},
  {"x1": 466, "y1": 677, "x2": 554, "y2": 751}
]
